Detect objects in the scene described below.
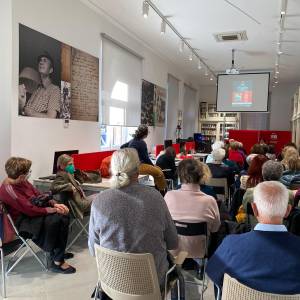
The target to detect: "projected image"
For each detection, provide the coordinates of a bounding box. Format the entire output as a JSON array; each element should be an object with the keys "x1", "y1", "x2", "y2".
[{"x1": 232, "y1": 80, "x2": 253, "y2": 107}]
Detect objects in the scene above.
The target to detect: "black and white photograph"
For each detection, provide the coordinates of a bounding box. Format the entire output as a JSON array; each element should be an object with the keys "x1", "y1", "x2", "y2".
[
  {"x1": 18, "y1": 24, "x2": 99, "y2": 121},
  {"x1": 154, "y1": 85, "x2": 166, "y2": 127},
  {"x1": 60, "y1": 81, "x2": 71, "y2": 119},
  {"x1": 141, "y1": 79, "x2": 155, "y2": 126}
]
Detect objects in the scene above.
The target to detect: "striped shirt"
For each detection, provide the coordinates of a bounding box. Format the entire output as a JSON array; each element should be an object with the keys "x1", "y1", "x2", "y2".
[{"x1": 25, "y1": 83, "x2": 60, "y2": 115}]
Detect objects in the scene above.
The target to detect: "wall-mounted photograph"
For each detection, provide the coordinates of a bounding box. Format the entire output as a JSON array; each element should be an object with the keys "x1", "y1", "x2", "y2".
[
  {"x1": 141, "y1": 79, "x2": 166, "y2": 127},
  {"x1": 19, "y1": 24, "x2": 99, "y2": 121}
]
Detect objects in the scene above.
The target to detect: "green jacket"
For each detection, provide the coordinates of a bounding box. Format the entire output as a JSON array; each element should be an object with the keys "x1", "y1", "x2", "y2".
[{"x1": 51, "y1": 171, "x2": 91, "y2": 219}]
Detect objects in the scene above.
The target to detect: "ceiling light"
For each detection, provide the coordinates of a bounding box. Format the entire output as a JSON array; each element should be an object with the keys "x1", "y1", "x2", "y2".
[
  {"x1": 197, "y1": 59, "x2": 202, "y2": 70},
  {"x1": 277, "y1": 42, "x2": 281, "y2": 45},
  {"x1": 273, "y1": 85, "x2": 276, "y2": 88},
  {"x1": 281, "y1": 0, "x2": 287, "y2": 15},
  {"x1": 179, "y1": 40, "x2": 184, "y2": 53},
  {"x1": 210, "y1": 76, "x2": 214, "y2": 81},
  {"x1": 204, "y1": 68, "x2": 209, "y2": 76},
  {"x1": 160, "y1": 19, "x2": 166, "y2": 35},
  {"x1": 189, "y1": 51, "x2": 193, "y2": 61},
  {"x1": 142, "y1": 1, "x2": 149, "y2": 18},
  {"x1": 276, "y1": 70, "x2": 279, "y2": 74},
  {"x1": 278, "y1": 51, "x2": 283, "y2": 55}
]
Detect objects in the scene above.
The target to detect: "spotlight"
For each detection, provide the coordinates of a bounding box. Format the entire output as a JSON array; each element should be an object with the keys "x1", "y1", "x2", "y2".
[
  {"x1": 278, "y1": 51, "x2": 283, "y2": 55},
  {"x1": 160, "y1": 19, "x2": 166, "y2": 34},
  {"x1": 142, "y1": 1, "x2": 149, "y2": 18},
  {"x1": 204, "y1": 68, "x2": 208, "y2": 76},
  {"x1": 210, "y1": 76, "x2": 213, "y2": 81},
  {"x1": 189, "y1": 51, "x2": 193, "y2": 61},
  {"x1": 276, "y1": 70, "x2": 280, "y2": 74}
]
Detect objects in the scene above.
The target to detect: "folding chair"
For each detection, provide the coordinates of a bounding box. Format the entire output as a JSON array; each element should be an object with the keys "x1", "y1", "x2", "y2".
[
  {"x1": 4, "y1": 211, "x2": 48, "y2": 276},
  {"x1": 162, "y1": 169, "x2": 174, "y2": 191},
  {"x1": 173, "y1": 220, "x2": 208, "y2": 300},
  {"x1": 66, "y1": 200, "x2": 89, "y2": 250},
  {"x1": 207, "y1": 178, "x2": 230, "y2": 205},
  {"x1": 53, "y1": 191, "x2": 90, "y2": 250},
  {"x1": 94, "y1": 245, "x2": 186, "y2": 300}
]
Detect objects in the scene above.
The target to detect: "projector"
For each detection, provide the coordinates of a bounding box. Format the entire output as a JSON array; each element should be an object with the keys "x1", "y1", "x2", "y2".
[{"x1": 226, "y1": 68, "x2": 240, "y2": 75}]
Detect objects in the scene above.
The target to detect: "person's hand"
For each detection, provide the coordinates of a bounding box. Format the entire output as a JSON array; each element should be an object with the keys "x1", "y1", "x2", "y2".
[
  {"x1": 18, "y1": 84, "x2": 27, "y2": 112},
  {"x1": 46, "y1": 207, "x2": 57, "y2": 214},
  {"x1": 71, "y1": 185, "x2": 77, "y2": 194},
  {"x1": 54, "y1": 203, "x2": 69, "y2": 215}
]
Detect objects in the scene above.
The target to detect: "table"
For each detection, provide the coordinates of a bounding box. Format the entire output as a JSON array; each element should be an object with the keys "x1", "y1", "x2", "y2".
[{"x1": 33, "y1": 174, "x2": 151, "y2": 194}]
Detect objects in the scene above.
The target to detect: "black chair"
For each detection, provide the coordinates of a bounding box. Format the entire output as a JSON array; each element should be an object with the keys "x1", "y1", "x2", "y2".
[{"x1": 173, "y1": 220, "x2": 208, "y2": 300}]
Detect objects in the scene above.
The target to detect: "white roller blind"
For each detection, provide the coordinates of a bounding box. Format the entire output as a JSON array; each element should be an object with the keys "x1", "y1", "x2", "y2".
[
  {"x1": 166, "y1": 74, "x2": 179, "y2": 140},
  {"x1": 183, "y1": 84, "x2": 197, "y2": 138},
  {"x1": 101, "y1": 35, "x2": 142, "y2": 126}
]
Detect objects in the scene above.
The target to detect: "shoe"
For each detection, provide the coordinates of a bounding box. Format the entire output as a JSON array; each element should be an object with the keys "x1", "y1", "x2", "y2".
[
  {"x1": 64, "y1": 252, "x2": 74, "y2": 259},
  {"x1": 50, "y1": 262, "x2": 76, "y2": 274}
]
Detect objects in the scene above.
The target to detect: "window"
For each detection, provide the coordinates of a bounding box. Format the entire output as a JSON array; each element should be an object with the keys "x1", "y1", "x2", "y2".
[
  {"x1": 101, "y1": 35, "x2": 142, "y2": 126},
  {"x1": 109, "y1": 106, "x2": 125, "y2": 126},
  {"x1": 100, "y1": 125, "x2": 137, "y2": 149}
]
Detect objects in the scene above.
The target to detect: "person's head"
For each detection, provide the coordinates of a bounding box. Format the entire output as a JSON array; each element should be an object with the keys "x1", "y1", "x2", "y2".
[
  {"x1": 200, "y1": 163, "x2": 212, "y2": 185},
  {"x1": 212, "y1": 148, "x2": 226, "y2": 163},
  {"x1": 57, "y1": 154, "x2": 75, "y2": 174},
  {"x1": 110, "y1": 148, "x2": 140, "y2": 188},
  {"x1": 133, "y1": 125, "x2": 148, "y2": 140},
  {"x1": 178, "y1": 159, "x2": 205, "y2": 185},
  {"x1": 230, "y1": 141, "x2": 239, "y2": 150},
  {"x1": 246, "y1": 155, "x2": 268, "y2": 188},
  {"x1": 211, "y1": 141, "x2": 224, "y2": 151},
  {"x1": 37, "y1": 52, "x2": 54, "y2": 77},
  {"x1": 252, "y1": 181, "x2": 291, "y2": 224},
  {"x1": 285, "y1": 155, "x2": 300, "y2": 172},
  {"x1": 165, "y1": 146, "x2": 176, "y2": 158},
  {"x1": 262, "y1": 160, "x2": 284, "y2": 181},
  {"x1": 282, "y1": 147, "x2": 299, "y2": 167},
  {"x1": 267, "y1": 144, "x2": 275, "y2": 154},
  {"x1": 5, "y1": 157, "x2": 32, "y2": 182},
  {"x1": 250, "y1": 144, "x2": 265, "y2": 155}
]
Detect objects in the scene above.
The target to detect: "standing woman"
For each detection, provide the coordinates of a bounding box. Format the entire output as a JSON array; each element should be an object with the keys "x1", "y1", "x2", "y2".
[{"x1": 121, "y1": 125, "x2": 167, "y2": 192}]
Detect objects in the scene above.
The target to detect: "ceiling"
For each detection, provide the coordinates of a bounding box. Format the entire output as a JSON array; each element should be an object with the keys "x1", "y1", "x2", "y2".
[{"x1": 82, "y1": 0, "x2": 300, "y2": 86}]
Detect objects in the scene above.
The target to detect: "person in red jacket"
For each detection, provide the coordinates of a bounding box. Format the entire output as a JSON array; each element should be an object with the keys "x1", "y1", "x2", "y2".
[
  {"x1": 228, "y1": 141, "x2": 245, "y2": 169},
  {"x1": 0, "y1": 157, "x2": 76, "y2": 274}
]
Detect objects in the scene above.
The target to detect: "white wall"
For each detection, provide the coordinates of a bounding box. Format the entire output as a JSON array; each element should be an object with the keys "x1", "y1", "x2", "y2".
[
  {"x1": 198, "y1": 85, "x2": 217, "y2": 104},
  {"x1": 10, "y1": 0, "x2": 199, "y2": 178},
  {"x1": 269, "y1": 83, "x2": 298, "y2": 131},
  {"x1": 0, "y1": 0, "x2": 12, "y2": 179}
]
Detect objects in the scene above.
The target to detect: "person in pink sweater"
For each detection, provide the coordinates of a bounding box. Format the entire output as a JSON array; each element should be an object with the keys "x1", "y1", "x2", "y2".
[{"x1": 164, "y1": 159, "x2": 220, "y2": 258}]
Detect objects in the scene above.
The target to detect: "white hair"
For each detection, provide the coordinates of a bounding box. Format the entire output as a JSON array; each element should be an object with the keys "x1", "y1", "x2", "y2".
[
  {"x1": 110, "y1": 148, "x2": 140, "y2": 189},
  {"x1": 212, "y1": 148, "x2": 226, "y2": 163},
  {"x1": 253, "y1": 181, "x2": 289, "y2": 218},
  {"x1": 211, "y1": 141, "x2": 224, "y2": 151}
]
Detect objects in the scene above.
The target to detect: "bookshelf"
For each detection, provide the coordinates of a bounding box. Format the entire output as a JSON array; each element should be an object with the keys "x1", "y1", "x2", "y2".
[
  {"x1": 199, "y1": 102, "x2": 240, "y2": 143},
  {"x1": 291, "y1": 87, "x2": 300, "y2": 145}
]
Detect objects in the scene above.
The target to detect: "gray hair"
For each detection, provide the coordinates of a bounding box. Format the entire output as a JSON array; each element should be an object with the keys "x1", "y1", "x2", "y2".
[
  {"x1": 211, "y1": 141, "x2": 224, "y2": 151},
  {"x1": 262, "y1": 160, "x2": 283, "y2": 181},
  {"x1": 212, "y1": 148, "x2": 225, "y2": 163},
  {"x1": 110, "y1": 148, "x2": 140, "y2": 188},
  {"x1": 254, "y1": 181, "x2": 288, "y2": 218}
]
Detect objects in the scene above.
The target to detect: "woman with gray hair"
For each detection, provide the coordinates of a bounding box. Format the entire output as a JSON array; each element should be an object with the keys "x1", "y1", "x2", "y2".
[{"x1": 88, "y1": 148, "x2": 178, "y2": 291}]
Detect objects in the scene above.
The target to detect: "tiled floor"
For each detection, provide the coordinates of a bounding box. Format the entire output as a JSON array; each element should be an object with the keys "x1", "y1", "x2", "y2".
[{"x1": 2, "y1": 236, "x2": 215, "y2": 300}]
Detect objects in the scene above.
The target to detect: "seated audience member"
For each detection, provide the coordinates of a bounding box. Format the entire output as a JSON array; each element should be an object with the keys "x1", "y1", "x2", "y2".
[
  {"x1": 277, "y1": 142, "x2": 298, "y2": 161},
  {"x1": 266, "y1": 144, "x2": 276, "y2": 160},
  {"x1": 242, "y1": 160, "x2": 294, "y2": 227},
  {"x1": 206, "y1": 141, "x2": 224, "y2": 164},
  {"x1": 156, "y1": 146, "x2": 177, "y2": 182},
  {"x1": 246, "y1": 144, "x2": 265, "y2": 166},
  {"x1": 51, "y1": 154, "x2": 92, "y2": 219},
  {"x1": 88, "y1": 148, "x2": 178, "y2": 290},
  {"x1": 0, "y1": 157, "x2": 75, "y2": 274},
  {"x1": 281, "y1": 146, "x2": 299, "y2": 170},
  {"x1": 228, "y1": 141, "x2": 244, "y2": 169},
  {"x1": 121, "y1": 125, "x2": 166, "y2": 192},
  {"x1": 207, "y1": 181, "x2": 300, "y2": 294},
  {"x1": 207, "y1": 148, "x2": 234, "y2": 185},
  {"x1": 280, "y1": 156, "x2": 300, "y2": 189},
  {"x1": 164, "y1": 159, "x2": 220, "y2": 258},
  {"x1": 99, "y1": 155, "x2": 112, "y2": 178},
  {"x1": 240, "y1": 155, "x2": 268, "y2": 190},
  {"x1": 223, "y1": 145, "x2": 239, "y2": 172}
]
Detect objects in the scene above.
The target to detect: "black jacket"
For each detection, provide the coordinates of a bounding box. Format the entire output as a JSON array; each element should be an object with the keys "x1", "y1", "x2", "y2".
[{"x1": 156, "y1": 154, "x2": 176, "y2": 180}]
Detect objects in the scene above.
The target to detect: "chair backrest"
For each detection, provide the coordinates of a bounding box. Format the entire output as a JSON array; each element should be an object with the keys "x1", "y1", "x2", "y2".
[
  {"x1": 207, "y1": 178, "x2": 228, "y2": 201},
  {"x1": 94, "y1": 245, "x2": 162, "y2": 300},
  {"x1": 222, "y1": 273, "x2": 300, "y2": 300},
  {"x1": 173, "y1": 220, "x2": 208, "y2": 257}
]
